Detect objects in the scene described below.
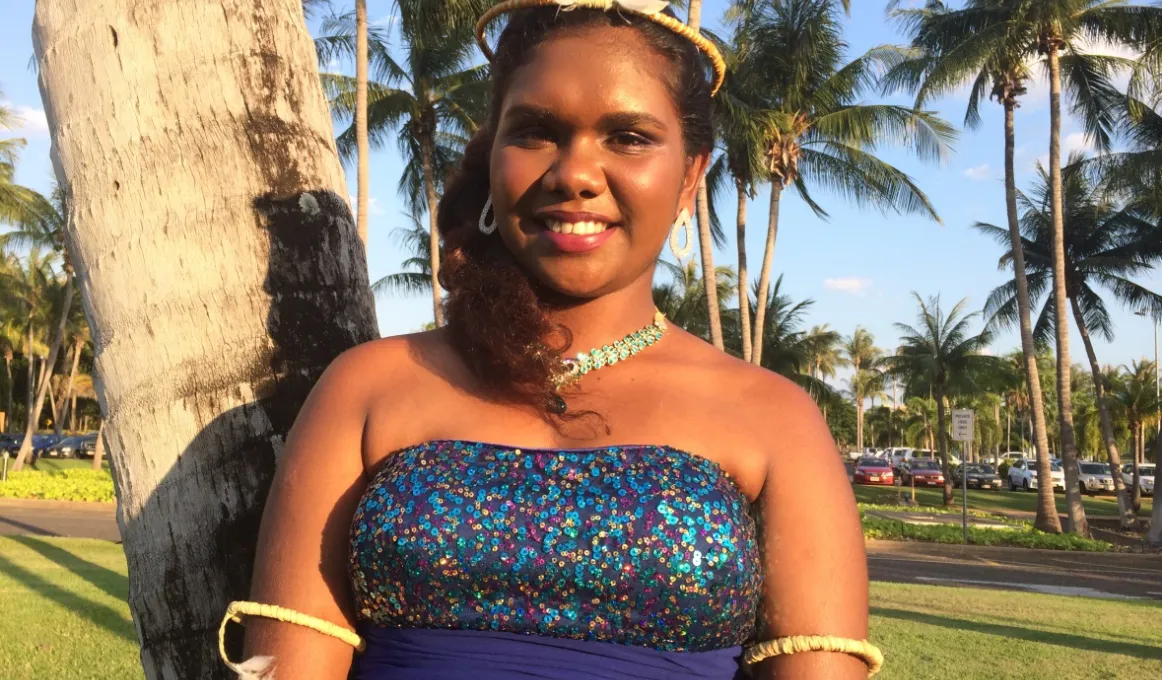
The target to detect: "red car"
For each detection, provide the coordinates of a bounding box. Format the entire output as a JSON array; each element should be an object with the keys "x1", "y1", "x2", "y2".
[
  {"x1": 903, "y1": 459, "x2": 945, "y2": 487},
  {"x1": 853, "y1": 457, "x2": 894, "y2": 486}
]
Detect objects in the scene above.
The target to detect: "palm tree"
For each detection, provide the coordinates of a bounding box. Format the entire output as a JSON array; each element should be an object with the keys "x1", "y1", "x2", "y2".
[
  {"x1": 849, "y1": 368, "x2": 887, "y2": 451},
  {"x1": 844, "y1": 327, "x2": 881, "y2": 451},
  {"x1": 655, "y1": 260, "x2": 736, "y2": 342},
  {"x1": 978, "y1": 156, "x2": 1162, "y2": 529},
  {"x1": 371, "y1": 211, "x2": 438, "y2": 298},
  {"x1": 905, "y1": 396, "x2": 938, "y2": 452},
  {"x1": 886, "y1": 0, "x2": 1067, "y2": 533},
  {"x1": 735, "y1": 0, "x2": 953, "y2": 366},
  {"x1": 0, "y1": 94, "x2": 42, "y2": 228},
  {"x1": 687, "y1": 0, "x2": 725, "y2": 351},
  {"x1": 326, "y1": 6, "x2": 487, "y2": 327},
  {"x1": 884, "y1": 294, "x2": 997, "y2": 507},
  {"x1": 1110, "y1": 361, "x2": 1157, "y2": 514}
]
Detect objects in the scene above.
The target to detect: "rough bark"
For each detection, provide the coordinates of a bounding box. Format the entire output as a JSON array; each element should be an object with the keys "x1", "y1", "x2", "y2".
[
  {"x1": 736, "y1": 182, "x2": 751, "y2": 362},
  {"x1": 751, "y1": 183, "x2": 782, "y2": 365},
  {"x1": 1003, "y1": 99, "x2": 1061, "y2": 533},
  {"x1": 1046, "y1": 45, "x2": 1087, "y2": 536},
  {"x1": 686, "y1": 0, "x2": 723, "y2": 350},
  {"x1": 34, "y1": 0, "x2": 379, "y2": 676},
  {"x1": 420, "y1": 134, "x2": 445, "y2": 327},
  {"x1": 1070, "y1": 295, "x2": 1135, "y2": 528},
  {"x1": 354, "y1": 0, "x2": 369, "y2": 249}
]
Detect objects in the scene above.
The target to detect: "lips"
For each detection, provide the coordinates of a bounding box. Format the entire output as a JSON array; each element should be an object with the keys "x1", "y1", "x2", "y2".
[{"x1": 533, "y1": 213, "x2": 620, "y2": 254}]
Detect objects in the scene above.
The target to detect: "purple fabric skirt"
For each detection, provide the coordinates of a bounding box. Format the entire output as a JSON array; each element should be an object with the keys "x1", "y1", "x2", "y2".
[{"x1": 349, "y1": 626, "x2": 747, "y2": 680}]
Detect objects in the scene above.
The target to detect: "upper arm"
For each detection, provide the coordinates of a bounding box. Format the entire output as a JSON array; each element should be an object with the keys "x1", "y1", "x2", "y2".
[
  {"x1": 749, "y1": 377, "x2": 868, "y2": 679},
  {"x1": 241, "y1": 346, "x2": 374, "y2": 678}
]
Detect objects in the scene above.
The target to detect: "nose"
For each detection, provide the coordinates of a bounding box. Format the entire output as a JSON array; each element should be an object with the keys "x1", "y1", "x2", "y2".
[{"x1": 541, "y1": 137, "x2": 607, "y2": 200}]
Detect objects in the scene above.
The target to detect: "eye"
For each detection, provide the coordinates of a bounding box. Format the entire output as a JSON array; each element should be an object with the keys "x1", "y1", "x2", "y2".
[
  {"x1": 609, "y1": 131, "x2": 654, "y2": 148},
  {"x1": 509, "y1": 125, "x2": 556, "y2": 146}
]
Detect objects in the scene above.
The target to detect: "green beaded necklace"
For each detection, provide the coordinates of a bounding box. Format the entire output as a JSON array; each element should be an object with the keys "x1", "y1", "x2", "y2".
[{"x1": 547, "y1": 310, "x2": 668, "y2": 414}]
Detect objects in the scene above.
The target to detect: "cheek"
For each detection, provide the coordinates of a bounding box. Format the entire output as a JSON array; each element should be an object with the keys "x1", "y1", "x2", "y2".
[
  {"x1": 611, "y1": 156, "x2": 687, "y2": 231},
  {"x1": 491, "y1": 147, "x2": 549, "y2": 213}
]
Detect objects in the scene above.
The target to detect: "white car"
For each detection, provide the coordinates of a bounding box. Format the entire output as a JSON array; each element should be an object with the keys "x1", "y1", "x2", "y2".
[
  {"x1": 1077, "y1": 462, "x2": 1115, "y2": 495},
  {"x1": 1008, "y1": 458, "x2": 1065, "y2": 491},
  {"x1": 1121, "y1": 464, "x2": 1156, "y2": 496}
]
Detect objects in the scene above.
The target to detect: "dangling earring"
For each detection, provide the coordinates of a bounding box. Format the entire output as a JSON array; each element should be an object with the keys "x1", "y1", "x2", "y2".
[
  {"x1": 478, "y1": 195, "x2": 498, "y2": 235},
  {"x1": 669, "y1": 207, "x2": 694, "y2": 261}
]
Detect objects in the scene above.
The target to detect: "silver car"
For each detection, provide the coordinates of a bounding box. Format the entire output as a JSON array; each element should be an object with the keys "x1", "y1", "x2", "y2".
[
  {"x1": 1121, "y1": 464, "x2": 1156, "y2": 496},
  {"x1": 1077, "y1": 462, "x2": 1115, "y2": 495}
]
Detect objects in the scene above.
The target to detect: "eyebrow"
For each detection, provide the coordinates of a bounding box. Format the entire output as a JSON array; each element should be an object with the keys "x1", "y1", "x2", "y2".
[{"x1": 502, "y1": 104, "x2": 668, "y2": 132}]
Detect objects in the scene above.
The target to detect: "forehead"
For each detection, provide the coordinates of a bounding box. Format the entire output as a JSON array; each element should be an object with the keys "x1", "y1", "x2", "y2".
[{"x1": 499, "y1": 25, "x2": 680, "y2": 124}]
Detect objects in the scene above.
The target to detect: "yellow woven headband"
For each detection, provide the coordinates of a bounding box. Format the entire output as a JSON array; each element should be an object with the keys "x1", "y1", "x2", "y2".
[{"x1": 475, "y1": 0, "x2": 726, "y2": 96}]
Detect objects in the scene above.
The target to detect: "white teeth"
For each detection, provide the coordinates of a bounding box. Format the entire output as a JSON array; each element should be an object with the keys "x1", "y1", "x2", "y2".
[{"x1": 546, "y1": 220, "x2": 610, "y2": 235}]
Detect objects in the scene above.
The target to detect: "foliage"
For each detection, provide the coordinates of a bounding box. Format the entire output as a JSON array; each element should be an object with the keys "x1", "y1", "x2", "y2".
[
  {"x1": 861, "y1": 512, "x2": 1112, "y2": 551},
  {"x1": 0, "y1": 468, "x2": 114, "y2": 502}
]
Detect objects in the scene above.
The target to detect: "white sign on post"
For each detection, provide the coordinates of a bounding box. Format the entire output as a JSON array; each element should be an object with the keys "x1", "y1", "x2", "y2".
[{"x1": 951, "y1": 409, "x2": 975, "y2": 442}]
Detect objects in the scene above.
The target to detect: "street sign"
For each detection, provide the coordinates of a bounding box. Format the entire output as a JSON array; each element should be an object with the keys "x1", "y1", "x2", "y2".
[{"x1": 952, "y1": 409, "x2": 975, "y2": 442}]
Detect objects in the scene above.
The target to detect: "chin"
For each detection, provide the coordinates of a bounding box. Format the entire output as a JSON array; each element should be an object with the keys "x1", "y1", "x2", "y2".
[{"x1": 524, "y1": 260, "x2": 622, "y2": 300}]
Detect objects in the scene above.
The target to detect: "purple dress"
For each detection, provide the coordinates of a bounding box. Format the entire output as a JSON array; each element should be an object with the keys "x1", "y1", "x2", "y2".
[{"x1": 347, "y1": 440, "x2": 762, "y2": 679}]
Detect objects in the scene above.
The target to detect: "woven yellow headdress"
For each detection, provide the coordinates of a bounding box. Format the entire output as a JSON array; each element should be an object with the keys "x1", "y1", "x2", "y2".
[{"x1": 475, "y1": 0, "x2": 726, "y2": 96}]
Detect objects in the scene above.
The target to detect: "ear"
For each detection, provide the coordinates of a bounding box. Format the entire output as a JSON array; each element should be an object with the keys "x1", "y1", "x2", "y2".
[{"x1": 680, "y1": 149, "x2": 711, "y2": 215}]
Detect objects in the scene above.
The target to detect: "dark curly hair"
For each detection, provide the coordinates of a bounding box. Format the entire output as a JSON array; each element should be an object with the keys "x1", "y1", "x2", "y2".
[{"x1": 437, "y1": 6, "x2": 714, "y2": 414}]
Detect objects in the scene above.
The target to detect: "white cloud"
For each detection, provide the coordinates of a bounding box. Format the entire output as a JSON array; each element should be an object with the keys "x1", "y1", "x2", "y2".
[
  {"x1": 824, "y1": 277, "x2": 873, "y2": 296},
  {"x1": 964, "y1": 164, "x2": 992, "y2": 181},
  {"x1": 2, "y1": 104, "x2": 48, "y2": 136},
  {"x1": 348, "y1": 194, "x2": 387, "y2": 217},
  {"x1": 370, "y1": 13, "x2": 397, "y2": 28}
]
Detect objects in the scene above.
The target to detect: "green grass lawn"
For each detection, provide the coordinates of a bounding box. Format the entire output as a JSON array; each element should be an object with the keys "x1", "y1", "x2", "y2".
[
  {"x1": 871, "y1": 581, "x2": 1162, "y2": 679},
  {"x1": 853, "y1": 483, "x2": 1154, "y2": 518},
  {"x1": 0, "y1": 536, "x2": 141, "y2": 680},
  {"x1": 25, "y1": 458, "x2": 110, "y2": 473},
  {"x1": 1, "y1": 537, "x2": 1159, "y2": 679}
]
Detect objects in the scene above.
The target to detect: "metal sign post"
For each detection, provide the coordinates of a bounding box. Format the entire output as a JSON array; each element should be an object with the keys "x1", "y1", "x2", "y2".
[{"x1": 951, "y1": 409, "x2": 975, "y2": 544}]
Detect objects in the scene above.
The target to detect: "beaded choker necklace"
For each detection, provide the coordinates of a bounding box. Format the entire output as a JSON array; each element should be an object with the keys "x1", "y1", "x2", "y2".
[{"x1": 548, "y1": 310, "x2": 668, "y2": 414}]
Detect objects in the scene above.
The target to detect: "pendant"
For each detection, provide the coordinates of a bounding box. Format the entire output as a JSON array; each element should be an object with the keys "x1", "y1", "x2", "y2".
[{"x1": 548, "y1": 394, "x2": 568, "y2": 415}]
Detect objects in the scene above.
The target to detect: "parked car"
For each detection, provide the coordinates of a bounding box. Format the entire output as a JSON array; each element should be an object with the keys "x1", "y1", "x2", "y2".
[
  {"x1": 1121, "y1": 464, "x2": 1156, "y2": 496},
  {"x1": 853, "y1": 457, "x2": 894, "y2": 486},
  {"x1": 846, "y1": 451, "x2": 864, "y2": 462},
  {"x1": 902, "y1": 459, "x2": 945, "y2": 487},
  {"x1": 1076, "y1": 462, "x2": 1115, "y2": 495},
  {"x1": 1008, "y1": 458, "x2": 1065, "y2": 491},
  {"x1": 952, "y1": 463, "x2": 1004, "y2": 490},
  {"x1": 51, "y1": 434, "x2": 98, "y2": 459}
]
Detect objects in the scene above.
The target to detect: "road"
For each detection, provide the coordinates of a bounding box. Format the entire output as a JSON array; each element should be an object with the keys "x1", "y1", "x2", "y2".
[{"x1": 2, "y1": 500, "x2": 1159, "y2": 601}]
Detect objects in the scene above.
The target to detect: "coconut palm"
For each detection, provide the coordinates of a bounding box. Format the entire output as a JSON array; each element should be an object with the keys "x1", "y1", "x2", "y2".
[
  {"x1": 844, "y1": 327, "x2": 882, "y2": 450},
  {"x1": 735, "y1": 0, "x2": 953, "y2": 366},
  {"x1": 0, "y1": 95, "x2": 42, "y2": 228},
  {"x1": 326, "y1": 6, "x2": 488, "y2": 327},
  {"x1": 687, "y1": 0, "x2": 725, "y2": 351},
  {"x1": 1110, "y1": 361, "x2": 1159, "y2": 513},
  {"x1": 905, "y1": 396, "x2": 938, "y2": 451},
  {"x1": 885, "y1": 0, "x2": 1075, "y2": 532},
  {"x1": 978, "y1": 156, "x2": 1162, "y2": 528},
  {"x1": 849, "y1": 368, "x2": 887, "y2": 451},
  {"x1": 883, "y1": 294, "x2": 997, "y2": 507},
  {"x1": 805, "y1": 324, "x2": 848, "y2": 385},
  {"x1": 654, "y1": 260, "x2": 736, "y2": 342}
]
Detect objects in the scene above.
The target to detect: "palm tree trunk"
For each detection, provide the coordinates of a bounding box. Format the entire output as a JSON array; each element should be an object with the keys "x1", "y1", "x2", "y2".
[
  {"x1": 420, "y1": 134, "x2": 445, "y2": 327},
  {"x1": 354, "y1": 0, "x2": 369, "y2": 250},
  {"x1": 35, "y1": 0, "x2": 380, "y2": 673},
  {"x1": 61, "y1": 338, "x2": 82, "y2": 433},
  {"x1": 1047, "y1": 45, "x2": 1088, "y2": 536},
  {"x1": 91, "y1": 417, "x2": 104, "y2": 471},
  {"x1": 48, "y1": 383, "x2": 60, "y2": 436},
  {"x1": 686, "y1": 0, "x2": 723, "y2": 351},
  {"x1": 13, "y1": 273, "x2": 73, "y2": 471},
  {"x1": 1003, "y1": 98, "x2": 1062, "y2": 534},
  {"x1": 1132, "y1": 429, "x2": 1142, "y2": 513},
  {"x1": 1069, "y1": 295, "x2": 1135, "y2": 528},
  {"x1": 936, "y1": 386, "x2": 952, "y2": 506},
  {"x1": 4, "y1": 353, "x2": 13, "y2": 434},
  {"x1": 751, "y1": 183, "x2": 782, "y2": 364},
  {"x1": 13, "y1": 321, "x2": 35, "y2": 470},
  {"x1": 736, "y1": 182, "x2": 751, "y2": 361}
]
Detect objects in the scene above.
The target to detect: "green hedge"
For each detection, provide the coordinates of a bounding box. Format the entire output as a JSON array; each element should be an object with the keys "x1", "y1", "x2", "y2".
[
  {"x1": 861, "y1": 513, "x2": 1112, "y2": 552},
  {"x1": 0, "y1": 468, "x2": 115, "y2": 502}
]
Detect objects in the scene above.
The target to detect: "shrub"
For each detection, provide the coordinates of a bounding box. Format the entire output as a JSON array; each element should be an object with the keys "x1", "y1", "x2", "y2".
[
  {"x1": 0, "y1": 468, "x2": 115, "y2": 502},
  {"x1": 861, "y1": 513, "x2": 1112, "y2": 552},
  {"x1": 998, "y1": 461, "x2": 1012, "y2": 479}
]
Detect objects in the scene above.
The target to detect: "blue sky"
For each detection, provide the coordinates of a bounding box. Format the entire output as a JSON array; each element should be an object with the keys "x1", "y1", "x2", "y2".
[{"x1": 3, "y1": 0, "x2": 1161, "y2": 373}]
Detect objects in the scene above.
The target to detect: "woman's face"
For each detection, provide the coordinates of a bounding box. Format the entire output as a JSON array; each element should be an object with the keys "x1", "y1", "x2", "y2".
[{"x1": 489, "y1": 25, "x2": 708, "y2": 299}]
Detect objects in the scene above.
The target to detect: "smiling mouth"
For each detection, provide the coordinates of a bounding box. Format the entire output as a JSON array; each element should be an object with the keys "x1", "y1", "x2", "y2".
[{"x1": 542, "y1": 219, "x2": 614, "y2": 235}]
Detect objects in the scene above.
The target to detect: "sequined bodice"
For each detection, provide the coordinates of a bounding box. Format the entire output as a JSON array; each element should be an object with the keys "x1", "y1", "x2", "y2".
[{"x1": 348, "y1": 440, "x2": 762, "y2": 652}]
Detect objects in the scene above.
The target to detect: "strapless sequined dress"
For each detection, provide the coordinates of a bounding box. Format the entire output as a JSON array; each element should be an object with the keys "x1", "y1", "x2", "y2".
[{"x1": 347, "y1": 440, "x2": 762, "y2": 679}]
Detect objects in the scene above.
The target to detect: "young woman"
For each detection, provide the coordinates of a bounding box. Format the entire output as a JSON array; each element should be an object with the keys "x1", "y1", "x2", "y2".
[{"x1": 223, "y1": 2, "x2": 875, "y2": 679}]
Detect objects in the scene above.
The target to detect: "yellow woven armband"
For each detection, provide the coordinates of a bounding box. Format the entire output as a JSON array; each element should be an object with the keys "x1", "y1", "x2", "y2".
[
  {"x1": 742, "y1": 635, "x2": 884, "y2": 678},
  {"x1": 218, "y1": 600, "x2": 365, "y2": 674}
]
